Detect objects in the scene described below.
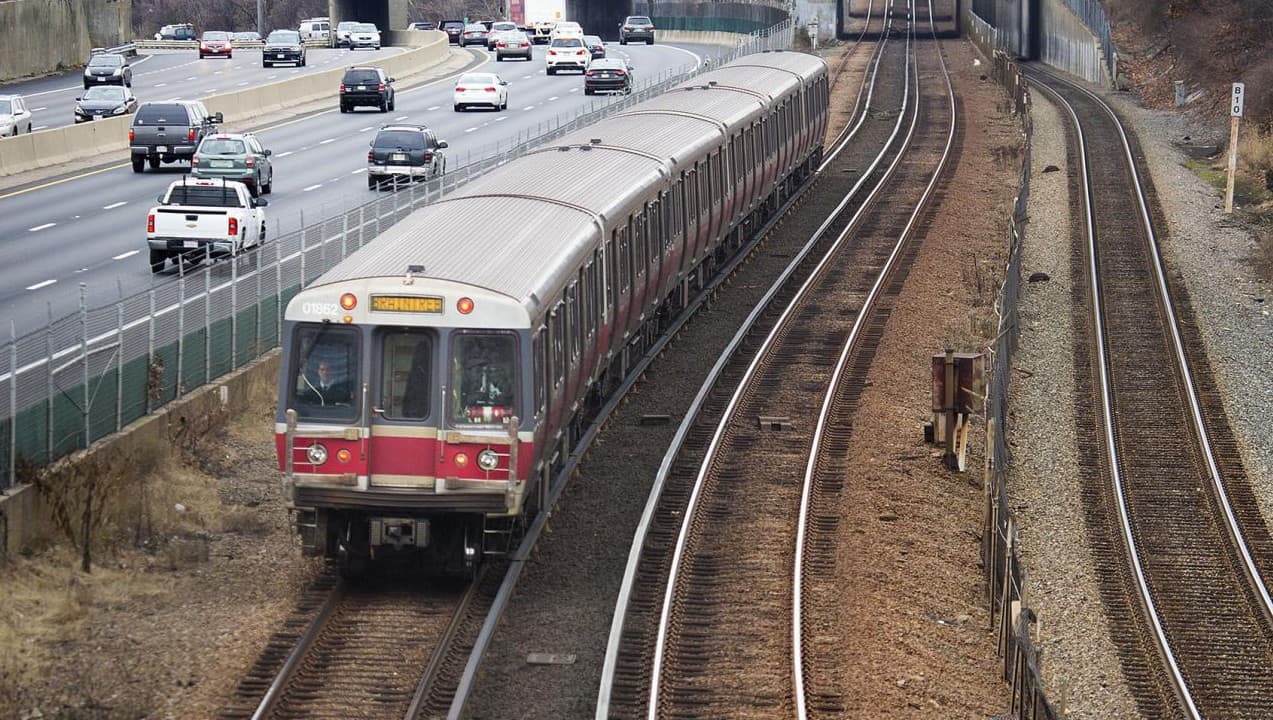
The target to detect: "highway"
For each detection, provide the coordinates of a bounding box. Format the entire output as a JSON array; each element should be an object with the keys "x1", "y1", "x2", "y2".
[
  {"x1": 0, "y1": 47, "x2": 408, "y2": 132},
  {"x1": 0, "y1": 42, "x2": 710, "y2": 337}
]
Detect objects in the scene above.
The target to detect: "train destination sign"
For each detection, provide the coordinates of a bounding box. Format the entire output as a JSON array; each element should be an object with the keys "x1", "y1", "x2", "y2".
[{"x1": 370, "y1": 295, "x2": 445, "y2": 313}]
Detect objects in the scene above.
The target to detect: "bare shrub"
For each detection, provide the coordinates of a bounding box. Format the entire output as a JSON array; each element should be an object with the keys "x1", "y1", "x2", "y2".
[{"x1": 221, "y1": 506, "x2": 273, "y2": 536}]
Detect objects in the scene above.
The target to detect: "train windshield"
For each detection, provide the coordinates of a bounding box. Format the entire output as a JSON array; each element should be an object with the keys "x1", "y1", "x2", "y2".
[
  {"x1": 288, "y1": 325, "x2": 360, "y2": 422},
  {"x1": 378, "y1": 330, "x2": 434, "y2": 420},
  {"x1": 449, "y1": 333, "x2": 518, "y2": 426}
]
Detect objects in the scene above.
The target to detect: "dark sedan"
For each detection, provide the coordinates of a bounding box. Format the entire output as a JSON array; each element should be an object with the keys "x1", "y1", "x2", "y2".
[
  {"x1": 263, "y1": 29, "x2": 306, "y2": 67},
  {"x1": 584, "y1": 58, "x2": 634, "y2": 95},
  {"x1": 74, "y1": 85, "x2": 138, "y2": 123},
  {"x1": 82, "y1": 53, "x2": 132, "y2": 89},
  {"x1": 583, "y1": 35, "x2": 605, "y2": 59},
  {"x1": 441, "y1": 20, "x2": 465, "y2": 43}
]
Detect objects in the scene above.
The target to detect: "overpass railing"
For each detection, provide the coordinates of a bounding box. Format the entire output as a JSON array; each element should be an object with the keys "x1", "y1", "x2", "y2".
[{"x1": 0, "y1": 21, "x2": 794, "y2": 489}]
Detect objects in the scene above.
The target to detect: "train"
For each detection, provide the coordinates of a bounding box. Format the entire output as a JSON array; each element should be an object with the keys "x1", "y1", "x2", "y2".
[{"x1": 275, "y1": 50, "x2": 830, "y2": 575}]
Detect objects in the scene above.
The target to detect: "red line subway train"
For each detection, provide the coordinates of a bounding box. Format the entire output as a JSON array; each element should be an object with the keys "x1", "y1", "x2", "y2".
[{"x1": 276, "y1": 50, "x2": 830, "y2": 574}]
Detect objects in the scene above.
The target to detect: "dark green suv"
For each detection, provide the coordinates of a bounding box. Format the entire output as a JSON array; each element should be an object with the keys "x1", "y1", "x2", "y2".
[{"x1": 191, "y1": 132, "x2": 274, "y2": 196}]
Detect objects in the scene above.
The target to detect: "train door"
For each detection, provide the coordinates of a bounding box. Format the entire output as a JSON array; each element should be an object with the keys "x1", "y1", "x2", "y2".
[
  {"x1": 631, "y1": 205, "x2": 648, "y2": 318},
  {"x1": 367, "y1": 328, "x2": 439, "y2": 487},
  {"x1": 684, "y1": 168, "x2": 701, "y2": 266}
]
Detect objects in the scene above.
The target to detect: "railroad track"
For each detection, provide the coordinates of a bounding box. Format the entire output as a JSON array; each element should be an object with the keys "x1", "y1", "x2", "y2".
[
  {"x1": 217, "y1": 563, "x2": 502, "y2": 720},
  {"x1": 597, "y1": 1, "x2": 959, "y2": 716},
  {"x1": 1030, "y1": 68, "x2": 1273, "y2": 718}
]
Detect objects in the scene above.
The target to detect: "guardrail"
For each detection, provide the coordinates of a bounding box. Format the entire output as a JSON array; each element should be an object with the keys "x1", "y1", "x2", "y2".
[
  {"x1": 91, "y1": 42, "x2": 137, "y2": 58},
  {"x1": 132, "y1": 38, "x2": 329, "y2": 50},
  {"x1": 0, "y1": 20, "x2": 793, "y2": 489}
]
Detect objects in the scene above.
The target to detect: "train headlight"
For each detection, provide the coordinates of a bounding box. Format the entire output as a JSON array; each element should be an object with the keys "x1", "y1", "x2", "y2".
[
  {"x1": 477, "y1": 449, "x2": 499, "y2": 471},
  {"x1": 307, "y1": 443, "x2": 328, "y2": 465},
  {"x1": 340, "y1": 293, "x2": 357, "y2": 310}
]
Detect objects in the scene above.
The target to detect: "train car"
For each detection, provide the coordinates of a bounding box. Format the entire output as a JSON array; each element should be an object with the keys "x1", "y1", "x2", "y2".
[{"x1": 276, "y1": 51, "x2": 829, "y2": 574}]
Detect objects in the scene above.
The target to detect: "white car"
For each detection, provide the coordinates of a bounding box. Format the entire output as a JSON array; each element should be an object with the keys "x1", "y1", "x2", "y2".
[
  {"x1": 546, "y1": 36, "x2": 589, "y2": 75},
  {"x1": 549, "y1": 21, "x2": 584, "y2": 41},
  {"x1": 349, "y1": 23, "x2": 381, "y2": 50},
  {"x1": 453, "y1": 72, "x2": 509, "y2": 111},
  {"x1": 0, "y1": 95, "x2": 33, "y2": 137}
]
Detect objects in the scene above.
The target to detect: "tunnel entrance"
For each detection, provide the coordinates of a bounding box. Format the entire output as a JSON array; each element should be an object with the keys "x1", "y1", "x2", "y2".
[
  {"x1": 571, "y1": 0, "x2": 632, "y2": 41},
  {"x1": 328, "y1": 0, "x2": 406, "y2": 36}
]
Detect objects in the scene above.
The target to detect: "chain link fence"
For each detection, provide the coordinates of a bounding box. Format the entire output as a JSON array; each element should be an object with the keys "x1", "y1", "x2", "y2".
[
  {"x1": 634, "y1": 1, "x2": 791, "y2": 34},
  {"x1": 0, "y1": 20, "x2": 794, "y2": 489}
]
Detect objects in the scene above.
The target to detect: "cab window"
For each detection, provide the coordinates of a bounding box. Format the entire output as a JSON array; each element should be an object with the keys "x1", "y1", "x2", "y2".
[
  {"x1": 449, "y1": 332, "x2": 519, "y2": 425},
  {"x1": 289, "y1": 325, "x2": 360, "y2": 422}
]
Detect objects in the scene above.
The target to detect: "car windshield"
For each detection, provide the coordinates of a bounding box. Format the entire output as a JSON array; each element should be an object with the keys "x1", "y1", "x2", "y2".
[
  {"x1": 355, "y1": 24, "x2": 377, "y2": 31},
  {"x1": 267, "y1": 31, "x2": 299, "y2": 43},
  {"x1": 550, "y1": 38, "x2": 582, "y2": 48},
  {"x1": 200, "y1": 138, "x2": 246, "y2": 155},
  {"x1": 584, "y1": 35, "x2": 601, "y2": 44},
  {"x1": 592, "y1": 60, "x2": 624, "y2": 70},
  {"x1": 492, "y1": 22, "x2": 517, "y2": 31},
  {"x1": 133, "y1": 104, "x2": 187, "y2": 124},
  {"x1": 344, "y1": 70, "x2": 380, "y2": 84},
  {"x1": 338, "y1": 22, "x2": 358, "y2": 30},
  {"x1": 465, "y1": 25, "x2": 485, "y2": 32},
  {"x1": 373, "y1": 130, "x2": 425, "y2": 150},
  {"x1": 0, "y1": 100, "x2": 11, "y2": 115},
  {"x1": 442, "y1": 21, "x2": 464, "y2": 29},
  {"x1": 83, "y1": 87, "x2": 125, "y2": 100},
  {"x1": 203, "y1": 32, "x2": 229, "y2": 41},
  {"x1": 88, "y1": 55, "x2": 123, "y2": 68},
  {"x1": 628, "y1": 17, "x2": 652, "y2": 24},
  {"x1": 459, "y1": 74, "x2": 497, "y2": 85}
]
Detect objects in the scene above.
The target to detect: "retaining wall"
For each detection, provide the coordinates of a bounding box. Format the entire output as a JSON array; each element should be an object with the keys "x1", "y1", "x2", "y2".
[{"x1": 0, "y1": 0, "x2": 130, "y2": 81}]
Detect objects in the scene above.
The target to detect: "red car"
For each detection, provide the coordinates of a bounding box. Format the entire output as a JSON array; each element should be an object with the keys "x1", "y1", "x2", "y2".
[{"x1": 199, "y1": 31, "x2": 233, "y2": 59}]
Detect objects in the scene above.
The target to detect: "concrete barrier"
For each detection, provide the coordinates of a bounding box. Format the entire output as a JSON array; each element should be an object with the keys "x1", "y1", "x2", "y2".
[
  {"x1": 655, "y1": 30, "x2": 751, "y2": 46},
  {"x1": 0, "y1": 32, "x2": 451, "y2": 178}
]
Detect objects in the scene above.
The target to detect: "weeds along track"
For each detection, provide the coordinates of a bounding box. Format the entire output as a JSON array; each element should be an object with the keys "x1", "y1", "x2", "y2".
[
  {"x1": 217, "y1": 563, "x2": 502, "y2": 720},
  {"x1": 598, "y1": 2, "x2": 958, "y2": 716},
  {"x1": 1032, "y1": 68, "x2": 1273, "y2": 719}
]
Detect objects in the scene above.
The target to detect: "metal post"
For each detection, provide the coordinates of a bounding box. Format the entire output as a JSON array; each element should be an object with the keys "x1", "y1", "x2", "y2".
[
  {"x1": 80, "y1": 284, "x2": 89, "y2": 448},
  {"x1": 116, "y1": 292, "x2": 124, "y2": 432},
  {"x1": 45, "y1": 304, "x2": 53, "y2": 462},
  {"x1": 231, "y1": 250, "x2": 239, "y2": 369},
  {"x1": 275, "y1": 240, "x2": 284, "y2": 344},
  {"x1": 257, "y1": 0, "x2": 265, "y2": 37},
  {"x1": 176, "y1": 274, "x2": 185, "y2": 399},
  {"x1": 9, "y1": 321, "x2": 17, "y2": 488},
  {"x1": 943, "y1": 347, "x2": 957, "y2": 469},
  {"x1": 147, "y1": 289, "x2": 155, "y2": 413},
  {"x1": 204, "y1": 266, "x2": 211, "y2": 384}
]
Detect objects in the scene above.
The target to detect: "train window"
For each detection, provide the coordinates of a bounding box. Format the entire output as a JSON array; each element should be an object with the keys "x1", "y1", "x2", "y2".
[
  {"x1": 288, "y1": 324, "x2": 360, "y2": 422},
  {"x1": 633, "y1": 207, "x2": 646, "y2": 279},
  {"x1": 685, "y1": 170, "x2": 697, "y2": 230},
  {"x1": 617, "y1": 225, "x2": 630, "y2": 292},
  {"x1": 606, "y1": 233, "x2": 618, "y2": 305},
  {"x1": 567, "y1": 281, "x2": 581, "y2": 360},
  {"x1": 378, "y1": 330, "x2": 434, "y2": 421},
  {"x1": 649, "y1": 198, "x2": 663, "y2": 256},
  {"x1": 449, "y1": 332, "x2": 519, "y2": 426},
  {"x1": 551, "y1": 307, "x2": 564, "y2": 389},
  {"x1": 671, "y1": 182, "x2": 682, "y2": 240},
  {"x1": 533, "y1": 328, "x2": 546, "y2": 415}
]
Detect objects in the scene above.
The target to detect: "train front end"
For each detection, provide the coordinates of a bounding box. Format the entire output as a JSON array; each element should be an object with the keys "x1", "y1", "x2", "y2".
[{"x1": 276, "y1": 277, "x2": 534, "y2": 575}]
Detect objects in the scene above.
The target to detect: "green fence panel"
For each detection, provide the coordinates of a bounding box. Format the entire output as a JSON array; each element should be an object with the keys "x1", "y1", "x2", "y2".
[
  {"x1": 119, "y1": 354, "x2": 151, "y2": 428},
  {"x1": 50, "y1": 390, "x2": 85, "y2": 459},
  {"x1": 87, "y1": 368, "x2": 119, "y2": 444},
  {"x1": 14, "y1": 403, "x2": 49, "y2": 468},
  {"x1": 208, "y1": 317, "x2": 234, "y2": 380}
]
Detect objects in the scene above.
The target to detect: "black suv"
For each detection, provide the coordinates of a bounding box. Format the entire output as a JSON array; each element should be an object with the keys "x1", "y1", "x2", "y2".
[
  {"x1": 367, "y1": 124, "x2": 448, "y2": 189},
  {"x1": 340, "y1": 67, "x2": 395, "y2": 112},
  {"x1": 619, "y1": 16, "x2": 655, "y2": 44},
  {"x1": 263, "y1": 29, "x2": 306, "y2": 67},
  {"x1": 129, "y1": 101, "x2": 222, "y2": 172}
]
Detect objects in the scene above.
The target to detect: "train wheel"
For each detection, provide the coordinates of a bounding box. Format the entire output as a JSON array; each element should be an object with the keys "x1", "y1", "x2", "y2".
[{"x1": 337, "y1": 523, "x2": 369, "y2": 579}]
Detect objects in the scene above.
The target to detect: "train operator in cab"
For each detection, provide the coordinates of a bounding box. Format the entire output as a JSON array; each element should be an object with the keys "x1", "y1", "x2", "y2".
[{"x1": 299, "y1": 358, "x2": 353, "y2": 407}]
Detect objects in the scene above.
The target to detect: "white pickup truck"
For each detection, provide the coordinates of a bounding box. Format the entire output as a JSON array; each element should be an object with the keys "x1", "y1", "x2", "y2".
[{"x1": 147, "y1": 178, "x2": 268, "y2": 273}]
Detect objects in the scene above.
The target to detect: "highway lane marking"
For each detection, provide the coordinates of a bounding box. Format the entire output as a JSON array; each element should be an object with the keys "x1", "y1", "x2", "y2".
[
  {"x1": 26, "y1": 279, "x2": 56, "y2": 291},
  {"x1": 33, "y1": 125, "x2": 47, "y2": 131},
  {"x1": 395, "y1": 115, "x2": 409, "y2": 120},
  {"x1": 548, "y1": 96, "x2": 559, "y2": 101},
  {"x1": 523, "y1": 106, "x2": 534, "y2": 110},
  {"x1": 112, "y1": 250, "x2": 139, "y2": 260},
  {"x1": 350, "y1": 168, "x2": 366, "y2": 174},
  {"x1": 569, "y1": 88, "x2": 578, "y2": 92},
  {"x1": 102, "y1": 201, "x2": 127, "y2": 210},
  {"x1": 318, "y1": 138, "x2": 336, "y2": 145},
  {"x1": 31, "y1": 107, "x2": 46, "y2": 112},
  {"x1": 28, "y1": 223, "x2": 55, "y2": 232},
  {"x1": 206, "y1": 88, "x2": 218, "y2": 93},
  {"x1": 0, "y1": 53, "x2": 494, "y2": 202},
  {"x1": 303, "y1": 184, "x2": 322, "y2": 192},
  {"x1": 465, "y1": 127, "x2": 477, "y2": 133},
  {"x1": 267, "y1": 75, "x2": 278, "y2": 79},
  {"x1": 185, "y1": 76, "x2": 196, "y2": 80},
  {"x1": 427, "y1": 106, "x2": 440, "y2": 111},
  {"x1": 214, "y1": 71, "x2": 223, "y2": 75},
  {"x1": 155, "y1": 82, "x2": 167, "y2": 87},
  {"x1": 523, "y1": 75, "x2": 532, "y2": 79},
  {"x1": 164, "y1": 97, "x2": 182, "y2": 101},
  {"x1": 18, "y1": 57, "x2": 158, "y2": 99},
  {"x1": 359, "y1": 126, "x2": 374, "y2": 132},
  {"x1": 495, "y1": 116, "x2": 507, "y2": 121},
  {"x1": 237, "y1": 82, "x2": 248, "y2": 86}
]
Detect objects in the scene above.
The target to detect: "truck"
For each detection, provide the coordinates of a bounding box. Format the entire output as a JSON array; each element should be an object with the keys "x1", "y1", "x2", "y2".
[
  {"x1": 512, "y1": 0, "x2": 566, "y2": 43},
  {"x1": 147, "y1": 178, "x2": 268, "y2": 273}
]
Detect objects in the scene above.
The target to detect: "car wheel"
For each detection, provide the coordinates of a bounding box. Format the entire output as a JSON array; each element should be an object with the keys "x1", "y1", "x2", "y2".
[
  {"x1": 148, "y1": 156, "x2": 160, "y2": 169},
  {"x1": 262, "y1": 174, "x2": 272, "y2": 194},
  {"x1": 647, "y1": 39, "x2": 654, "y2": 45},
  {"x1": 132, "y1": 156, "x2": 145, "y2": 173},
  {"x1": 497, "y1": 55, "x2": 503, "y2": 61},
  {"x1": 584, "y1": 88, "x2": 592, "y2": 95},
  {"x1": 389, "y1": 98, "x2": 395, "y2": 111},
  {"x1": 454, "y1": 104, "x2": 462, "y2": 112},
  {"x1": 368, "y1": 176, "x2": 377, "y2": 190},
  {"x1": 340, "y1": 103, "x2": 349, "y2": 113},
  {"x1": 620, "y1": 38, "x2": 627, "y2": 45},
  {"x1": 149, "y1": 250, "x2": 167, "y2": 273},
  {"x1": 547, "y1": 67, "x2": 555, "y2": 75},
  {"x1": 301, "y1": 56, "x2": 307, "y2": 67},
  {"x1": 379, "y1": 99, "x2": 387, "y2": 113},
  {"x1": 264, "y1": 61, "x2": 272, "y2": 68}
]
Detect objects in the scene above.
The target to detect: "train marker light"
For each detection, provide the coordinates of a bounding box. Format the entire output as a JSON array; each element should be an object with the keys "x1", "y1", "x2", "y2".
[
  {"x1": 342, "y1": 315, "x2": 354, "y2": 324},
  {"x1": 340, "y1": 293, "x2": 357, "y2": 310},
  {"x1": 336, "y1": 448, "x2": 352, "y2": 464},
  {"x1": 457, "y1": 297, "x2": 475, "y2": 314},
  {"x1": 454, "y1": 452, "x2": 470, "y2": 468}
]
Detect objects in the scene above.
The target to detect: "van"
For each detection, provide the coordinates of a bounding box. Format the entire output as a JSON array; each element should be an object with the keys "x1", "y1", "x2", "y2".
[{"x1": 299, "y1": 18, "x2": 331, "y2": 42}]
